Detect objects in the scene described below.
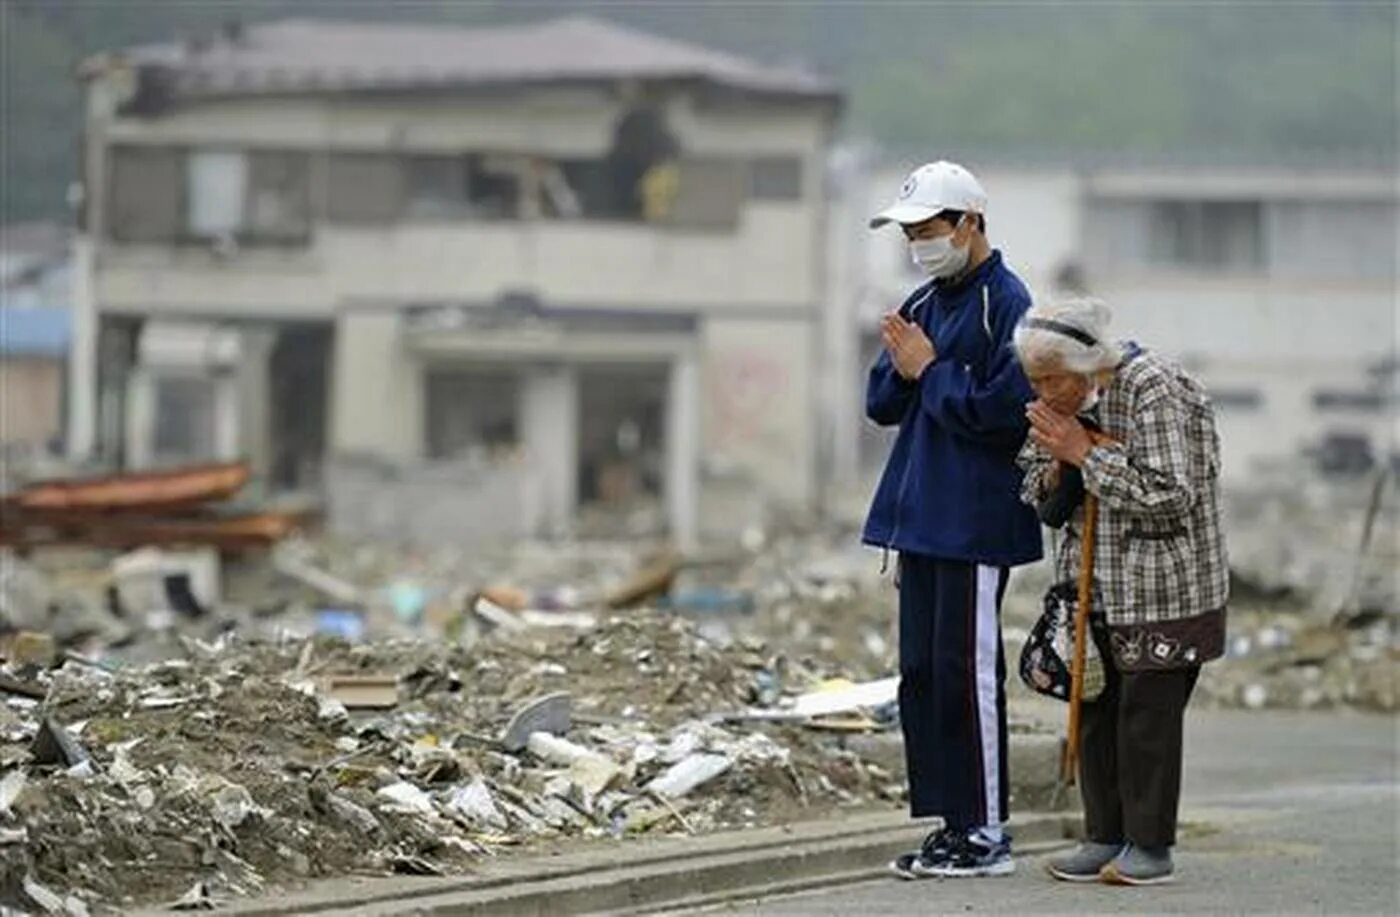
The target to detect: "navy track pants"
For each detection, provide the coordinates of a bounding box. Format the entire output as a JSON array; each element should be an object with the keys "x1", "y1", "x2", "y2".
[{"x1": 897, "y1": 552, "x2": 1010, "y2": 828}]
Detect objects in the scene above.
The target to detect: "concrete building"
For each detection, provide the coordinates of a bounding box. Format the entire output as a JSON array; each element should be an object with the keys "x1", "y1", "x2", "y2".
[
  {"x1": 72, "y1": 17, "x2": 842, "y2": 544},
  {"x1": 857, "y1": 156, "x2": 1399, "y2": 482}
]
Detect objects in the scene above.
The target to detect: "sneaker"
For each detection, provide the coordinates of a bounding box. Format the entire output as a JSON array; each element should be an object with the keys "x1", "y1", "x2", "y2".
[
  {"x1": 926, "y1": 829, "x2": 1016, "y2": 878},
  {"x1": 1099, "y1": 844, "x2": 1174, "y2": 886},
  {"x1": 1045, "y1": 842, "x2": 1122, "y2": 882},
  {"x1": 888, "y1": 826, "x2": 957, "y2": 880}
]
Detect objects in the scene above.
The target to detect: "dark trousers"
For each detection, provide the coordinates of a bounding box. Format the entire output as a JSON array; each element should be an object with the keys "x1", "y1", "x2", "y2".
[
  {"x1": 897, "y1": 553, "x2": 1010, "y2": 827},
  {"x1": 1079, "y1": 620, "x2": 1200, "y2": 849}
]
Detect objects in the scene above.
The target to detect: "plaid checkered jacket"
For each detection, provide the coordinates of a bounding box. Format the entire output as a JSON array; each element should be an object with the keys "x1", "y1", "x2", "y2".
[{"x1": 1018, "y1": 348, "x2": 1229, "y2": 670}]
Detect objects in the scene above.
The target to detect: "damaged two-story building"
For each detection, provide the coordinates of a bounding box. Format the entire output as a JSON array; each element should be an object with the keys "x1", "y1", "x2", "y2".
[{"x1": 70, "y1": 17, "x2": 844, "y2": 545}]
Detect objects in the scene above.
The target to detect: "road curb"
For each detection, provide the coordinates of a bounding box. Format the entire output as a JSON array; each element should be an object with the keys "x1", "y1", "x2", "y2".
[
  {"x1": 628, "y1": 838, "x2": 1077, "y2": 916},
  {"x1": 207, "y1": 809, "x2": 1081, "y2": 916}
]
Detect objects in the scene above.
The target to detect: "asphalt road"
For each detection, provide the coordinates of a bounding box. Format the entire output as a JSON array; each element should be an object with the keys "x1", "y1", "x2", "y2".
[{"x1": 685, "y1": 708, "x2": 1399, "y2": 916}]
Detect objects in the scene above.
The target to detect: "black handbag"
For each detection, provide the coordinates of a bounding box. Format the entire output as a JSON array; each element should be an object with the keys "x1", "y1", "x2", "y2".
[{"x1": 1018, "y1": 581, "x2": 1105, "y2": 702}]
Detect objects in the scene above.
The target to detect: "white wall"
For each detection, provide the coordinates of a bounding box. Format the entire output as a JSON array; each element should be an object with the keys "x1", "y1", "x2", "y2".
[
  {"x1": 331, "y1": 311, "x2": 423, "y2": 461},
  {"x1": 95, "y1": 210, "x2": 824, "y2": 316},
  {"x1": 856, "y1": 158, "x2": 1399, "y2": 480},
  {"x1": 699, "y1": 315, "x2": 816, "y2": 508}
]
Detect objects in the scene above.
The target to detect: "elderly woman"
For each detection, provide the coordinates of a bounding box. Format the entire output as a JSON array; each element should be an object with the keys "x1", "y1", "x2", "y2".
[{"x1": 1012, "y1": 298, "x2": 1228, "y2": 886}]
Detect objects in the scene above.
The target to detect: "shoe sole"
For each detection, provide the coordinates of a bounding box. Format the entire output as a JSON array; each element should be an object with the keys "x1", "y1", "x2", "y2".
[
  {"x1": 923, "y1": 860, "x2": 1016, "y2": 879},
  {"x1": 1046, "y1": 863, "x2": 1105, "y2": 883},
  {"x1": 1099, "y1": 863, "x2": 1175, "y2": 886}
]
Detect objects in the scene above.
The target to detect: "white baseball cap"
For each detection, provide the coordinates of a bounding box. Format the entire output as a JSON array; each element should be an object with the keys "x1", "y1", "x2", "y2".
[{"x1": 869, "y1": 160, "x2": 988, "y2": 229}]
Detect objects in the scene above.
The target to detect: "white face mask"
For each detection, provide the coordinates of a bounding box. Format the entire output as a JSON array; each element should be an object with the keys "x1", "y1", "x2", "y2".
[
  {"x1": 1079, "y1": 384, "x2": 1101, "y2": 414},
  {"x1": 909, "y1": 230, "x2": 972, "y2": 279}
]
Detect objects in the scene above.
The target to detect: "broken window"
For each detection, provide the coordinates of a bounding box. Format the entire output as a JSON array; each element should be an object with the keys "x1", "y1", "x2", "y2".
[
  {"x1": 467, "y1": 155, "x2": 523, "y2": 220},
  {"x1": 183, "y1": 149, "x2": 310, "y2": 242},
  {"x1": 560, "y1": 160, "x2": 615, "y2": 217},
  {"x1": 326, "y1": 153, "x2": 404, "y2": 224},
  {"x1": 152, "y1": 374, "x2": 219, "y2": 461},
  {"x1": 107, "y1": 146, "x2": 182, "y2": 243},
  {"x1": 534, "y1": 159, "x2": 582, "y2": 219},
  {"x1": 406, "y1": 155, "x2": 469, "y2": 219},
  {"x1": 668, "y1": 159, "x2": 746, "y2": 230},
  {"x1": 403, "y1": 154, "x2": 522, "y2": 220},
  {"x1": 425, "y1": 369, "x2": 521, "y2": 461},
  {"x1": 749, "y1": 156, "x2": 804, "y2": 202},
  {"x1": 577, "y1": 365, "x2": 667, "y2": 506},
  {"x1": 247, "y1": 151, "x2": 311, "y2": 241}
]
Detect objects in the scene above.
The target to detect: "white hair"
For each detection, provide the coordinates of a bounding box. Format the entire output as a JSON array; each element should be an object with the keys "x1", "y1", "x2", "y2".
[{"x1": 1012, "y1": 297, "x2": 1123, "y2": 374}]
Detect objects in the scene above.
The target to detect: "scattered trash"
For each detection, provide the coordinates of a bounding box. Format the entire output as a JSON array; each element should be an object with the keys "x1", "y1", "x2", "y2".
[
  {"x1": 605, "y1": 551, "x2": 682, "y2": 609},
  {"x1": 2, "y1": 462, "x2": 301, "y2": 550},
  {"x1": 376, "y1": 781, "x2": 435, "y2": 815},
  {"x1": 315, "y1": 608, "x2": 366, "y2": 642},
  {"x1": 323, "y1": 674, "x2": 400, "y2": 710},
  {"x1": 661, "y1": 588, "x2": 754, "y2": 615},
  {"x1": 391, "y1": 855, "x2": 444, "y2": 876},
  {"x1": 501, "y1": 692, "x2": 572, "y2": 752},
  {"x1": 473, "y1": 596, "x2": 528, "y2": 633},
  {"x1": 0, "y1": 671, "x2": 47, "y2": 700},
  {"x1": 388, "y1": 581, "x2": 429, "y2": 625},
  {"x1": 648, "y1": 753, "x2": 733, "y2": 799},
  {"x1": 446, "y1": 777, "x2": 508, "y2": 830},
  {"x1": 317, "y1": 696, "x2": 350, "y2": 723},
  {"x1": 0, "y1": 768, "x2": 27, "y2": 815},
  {"x1": 273, "y1": 541, "x2": 362, "y2": 604},
  {"x1": 169, "y1": 881, "x2": 216, "y2": 911},
  {"x1": 31, "y1": 718, "x2": 90, "y2": 768},
  {"x1": 211, "y1": 783, "x2": 259, "y2": 829},
  {"x1": 4, "y1": 630, "x2": 59, "y2": 669},
  {"x1": 480, "y1": 585, "x2": 530, "y2": 612},
  {"x1": 22, "y1": 875, "x2": 67, "y2": 915},
  {"x1": 791, "y1": 677, "x2": 900, "y2": 719},
  {"x1": 517, "y1": 609, "x2": 600, "y2": 630},
  {"x1": 111, "y1": 547, "x2": 221, "y2": 618},
  {"x1": 325, "y1": 792, "x2": 380, "y2": 835}
]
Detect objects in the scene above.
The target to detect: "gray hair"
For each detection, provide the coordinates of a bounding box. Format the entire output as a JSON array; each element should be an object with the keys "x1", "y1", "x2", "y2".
[{"x1": 1012, "y1": 297, "x2": 1123, "y2": 374}]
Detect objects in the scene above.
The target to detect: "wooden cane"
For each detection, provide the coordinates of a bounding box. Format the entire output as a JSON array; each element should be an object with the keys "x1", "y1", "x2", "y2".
[{"x1": 1061, "y1": 493, "x2": 1098, "y2": 787}]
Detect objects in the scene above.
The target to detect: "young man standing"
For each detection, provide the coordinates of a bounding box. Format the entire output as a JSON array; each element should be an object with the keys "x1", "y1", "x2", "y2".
[{"x1": 863, "y1": 161, "x2": 1042, "y2": 879}]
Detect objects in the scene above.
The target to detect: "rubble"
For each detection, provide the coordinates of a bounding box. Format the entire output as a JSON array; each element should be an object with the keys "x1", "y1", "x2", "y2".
[
  {"x1": 502, "y1": 693, "x2": 573, "y2": 752},
  {"x1": 649, "y1": 754, "x2": 733, "y2": 799},
  {"x1": 323, "y1": 674, "x2": 400, "y2": 710},
  {"x1": 0, "y1": 613, "x2": 932, "y2": 909},
  {"x1": 0, "y1": 473, "x2": 1390, "y2": 909},
  {"x1": 1193, "y1": 607, "x2": 1398, "y2": 712},
  {"x1": 30, "y1": 719, "x2": 89, "y2": 768},
  {"x1": 1, "y1": 462, "x2": 305, "y2": 551}
]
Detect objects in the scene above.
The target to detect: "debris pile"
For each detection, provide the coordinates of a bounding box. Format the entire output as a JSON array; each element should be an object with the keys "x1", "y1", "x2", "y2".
[
  {"x1": 0, "y1": 462, "x2": 306, "y2": 551},
  {"x1": 2, "y1": 467, "x2": 1394, "y2": 909},
  {"x1": 0, "y1": 615, "x2": 915, "y2": 910},
  {"x1": 1194, "y1": 608, "x2": 1397, "y2": 712}
]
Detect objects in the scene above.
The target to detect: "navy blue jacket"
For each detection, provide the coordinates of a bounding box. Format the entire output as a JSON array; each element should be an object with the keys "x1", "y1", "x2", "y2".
[{"x1": 862, "y1": 251, "x2": 1043, "y2": 567}]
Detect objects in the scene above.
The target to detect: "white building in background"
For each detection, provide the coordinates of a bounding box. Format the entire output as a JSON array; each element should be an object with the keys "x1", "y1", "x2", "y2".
[
  {"x1": 857, "y1": 156, "x2": 1399, "y2": 482},
  {"x1": 72, "y1": 17, "x2": 844, "y2": 545}
]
